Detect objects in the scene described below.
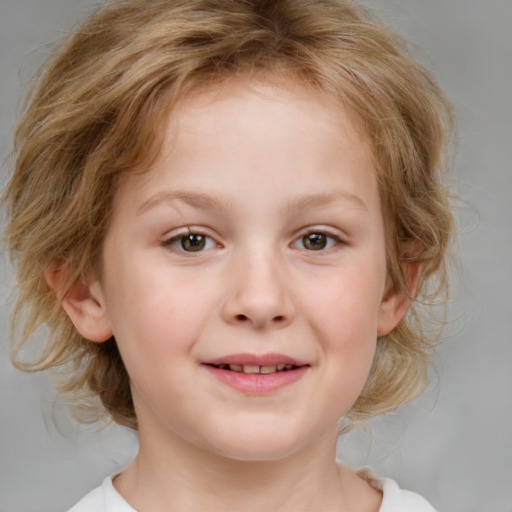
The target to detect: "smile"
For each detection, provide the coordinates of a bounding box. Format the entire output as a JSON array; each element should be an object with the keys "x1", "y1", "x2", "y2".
[
  {"x1": 202, "y1": 354, "x2": 309, "y2": 394},
  {"x1": 207, "y1": 363, "x2": 301, "y2": 374}
]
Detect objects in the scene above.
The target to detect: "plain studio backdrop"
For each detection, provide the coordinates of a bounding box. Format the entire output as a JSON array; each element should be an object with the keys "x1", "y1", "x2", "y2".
[{"x1": 1, "y1": 1, "x2": 511, "y2": 511}]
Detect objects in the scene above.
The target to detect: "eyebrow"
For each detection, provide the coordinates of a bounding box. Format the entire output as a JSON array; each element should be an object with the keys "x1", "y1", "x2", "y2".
[
  {"x1": 137, "y1": 189, "x2": 369, "y2": 216},
  {"x1": 137, "y1": 190, "x2": 234, "y2": 215},
  {"x1": 286, "y1": 191, "x2": 369, "y2": 215}
]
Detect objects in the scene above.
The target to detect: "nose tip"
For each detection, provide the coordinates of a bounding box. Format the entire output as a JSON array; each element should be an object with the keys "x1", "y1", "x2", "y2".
[
  {"x1": 233, "y1": 312, "x2": 289, "y2": 328},
  {"x1": 222, "y1": 262, "x2": 295, "y2": 330}
]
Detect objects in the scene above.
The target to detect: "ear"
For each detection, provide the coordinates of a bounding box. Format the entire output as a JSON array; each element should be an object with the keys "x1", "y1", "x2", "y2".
[
  {"x1": 377, "y1": 263, "x2": 422, "y2": 337},
  {"x1": 45, "y1": 266, "x2": 113, "y2": 342}
]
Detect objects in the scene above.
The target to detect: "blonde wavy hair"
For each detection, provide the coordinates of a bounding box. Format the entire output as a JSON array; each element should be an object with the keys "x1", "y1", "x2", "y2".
[{"x1": 3, "y1": 0, "x2": 455, "y2": 429}]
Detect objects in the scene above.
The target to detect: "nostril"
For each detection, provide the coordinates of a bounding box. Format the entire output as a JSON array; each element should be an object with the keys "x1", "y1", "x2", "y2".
[
  {"x1": 236, "y1": 314, "x2": 248, "y2": 321},
  {"x1": 273, "y1": 315, "x2": 284, "y2": 322}
]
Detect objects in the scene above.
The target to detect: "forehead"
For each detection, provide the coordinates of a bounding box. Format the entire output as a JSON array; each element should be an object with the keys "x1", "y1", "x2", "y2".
[
  {"x1": 114, "y1": 76, "x2": 379, "y2": 219},
  {"x1": 168, "y1": 76, "x2": 371, "y2": 157}
]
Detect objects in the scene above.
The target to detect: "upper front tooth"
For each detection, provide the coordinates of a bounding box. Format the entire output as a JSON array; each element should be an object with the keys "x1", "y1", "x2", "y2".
[
  {"x1": 229, "y1": 364, "x2": 243, "y2": 372},
  {"x1": 260, "y1": 365, "x2": 277, "y2": 374},
  {"x1": 277, "y1": 364, "x2": 285, "y2": 371},
  {"x1": 243, "y1": 364, "x2": 260, "y2": 374}
]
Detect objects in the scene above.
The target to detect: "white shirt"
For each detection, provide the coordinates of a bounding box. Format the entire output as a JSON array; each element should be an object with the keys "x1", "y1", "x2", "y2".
[{"x1": 68, "y1": 471, "x2": 436, "y2": 512}]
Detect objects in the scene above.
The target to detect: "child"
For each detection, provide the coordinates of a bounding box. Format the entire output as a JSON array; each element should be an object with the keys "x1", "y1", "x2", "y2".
[{"x1": 3, "y1": 0, "x2": 455, "y2": 510}]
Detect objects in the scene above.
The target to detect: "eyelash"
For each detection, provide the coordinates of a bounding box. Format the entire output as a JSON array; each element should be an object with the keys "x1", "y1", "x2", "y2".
[
  {"x1": 291, "y1": 229, "x2": 345, "y2": 253},
  {"x1": 162, "y1": 228, "x2": 345, "y2": 255},
  {"x1": 163, "y1": 229, "x2": 219, "y2": 254}
]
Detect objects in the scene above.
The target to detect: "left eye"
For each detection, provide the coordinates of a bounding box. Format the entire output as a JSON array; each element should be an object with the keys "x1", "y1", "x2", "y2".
[
  {"x1": 293, "y1": 232, "x2": 340, "y2": 251},
  {"x1": 166, "y1": 233, "x2": 217, "y2": 252}
]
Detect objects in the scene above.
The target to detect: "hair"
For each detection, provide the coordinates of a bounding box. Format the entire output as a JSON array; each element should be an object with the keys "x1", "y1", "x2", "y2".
[{"x1": 3, "y1": 0, "x2": 455, "y2": 429}]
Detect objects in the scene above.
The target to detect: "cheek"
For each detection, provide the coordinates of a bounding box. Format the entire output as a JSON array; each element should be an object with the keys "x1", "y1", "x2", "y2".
[
  {"x1": 298, "y1": 281, "x2": 380, "y2": 423},
  {"x1": 102, "y1": 262, "x2": 219, "y2": 370},
  {"x1": 302, "y1": 270, "x2": 384, "y2": 347}
]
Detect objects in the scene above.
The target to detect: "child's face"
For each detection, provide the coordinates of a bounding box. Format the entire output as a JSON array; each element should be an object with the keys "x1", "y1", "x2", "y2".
[{"x1": 80, "y1": 78, "x2": 406, "y2": 460}]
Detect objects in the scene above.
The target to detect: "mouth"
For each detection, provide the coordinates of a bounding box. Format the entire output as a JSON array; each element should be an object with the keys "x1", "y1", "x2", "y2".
[
  {"x1": 205, "y1": 363, "x2": 304, "y2": 374},
  {"x1": 202, "y1": 354, "x2": 309, "y2": 394}
]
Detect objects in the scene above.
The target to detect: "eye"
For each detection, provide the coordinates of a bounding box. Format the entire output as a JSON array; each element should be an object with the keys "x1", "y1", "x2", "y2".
[
  {"x1": 293, "y1": 231, "x2": 341, "y2": 251},
  {"x1": 165, "y1": 232, "x2": 217, "y2": 253}
]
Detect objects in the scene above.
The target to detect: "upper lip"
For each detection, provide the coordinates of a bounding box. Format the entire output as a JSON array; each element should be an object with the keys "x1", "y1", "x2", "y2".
[{"x1": 202, "y1": 353, "x2": 309, "y2": 367}]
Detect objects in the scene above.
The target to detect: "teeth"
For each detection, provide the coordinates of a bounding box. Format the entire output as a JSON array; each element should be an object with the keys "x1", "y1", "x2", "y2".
[{"x1": 216, "y1": 363, "x2": 298, "y2": 373}]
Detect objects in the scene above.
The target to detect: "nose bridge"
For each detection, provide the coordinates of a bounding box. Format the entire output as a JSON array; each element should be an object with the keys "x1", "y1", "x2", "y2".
[{"x1": 223, "y1": 241, "x2": 294, "y2": 329}]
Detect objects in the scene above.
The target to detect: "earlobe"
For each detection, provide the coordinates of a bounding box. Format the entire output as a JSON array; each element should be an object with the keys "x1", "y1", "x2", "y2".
[
  {"x1": 45, "y1": 266, "x2": 113, "y2": 343},
  {"x1": 377, "y1": 263, "x2": 421, "y2": 337}
]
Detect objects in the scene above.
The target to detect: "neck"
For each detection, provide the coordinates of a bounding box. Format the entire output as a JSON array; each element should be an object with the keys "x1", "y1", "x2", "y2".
[{"x1": 115, "y1": 425, "x2": 356, "y2": 511}]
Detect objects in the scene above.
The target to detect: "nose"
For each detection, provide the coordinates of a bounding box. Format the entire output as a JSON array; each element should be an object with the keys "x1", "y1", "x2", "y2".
[{"x1": 221, "y1": 250, "x2": 295, "y2": 330}]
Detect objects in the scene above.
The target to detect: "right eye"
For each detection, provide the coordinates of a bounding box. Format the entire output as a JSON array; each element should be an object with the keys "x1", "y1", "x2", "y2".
[{"x1": 164, "y1": 232, "x2": 218, "y2": 253}]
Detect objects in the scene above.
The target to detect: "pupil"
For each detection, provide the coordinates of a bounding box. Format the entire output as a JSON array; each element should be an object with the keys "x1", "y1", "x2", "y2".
[
  {"x1": 182, "y1": 234, "x2": 205, "y2": 252},
  {"x1": 304, "y1": 233, "x2": 326, "y2": 250}
]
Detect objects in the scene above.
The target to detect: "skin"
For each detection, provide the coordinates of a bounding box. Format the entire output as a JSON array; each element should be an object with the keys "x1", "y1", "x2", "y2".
[{"x1": 55, "y1": 77, "x2": 413, "y2": 511}]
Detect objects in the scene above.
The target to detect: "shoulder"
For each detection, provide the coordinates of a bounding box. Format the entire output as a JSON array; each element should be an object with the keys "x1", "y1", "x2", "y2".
[
  {"x1": 68, "y1": 475, "x2": 136, "y2": 512},
  {"x1": 379, "y1": 477, "x2": 437, "y2": 512},
  {"x1": 356, "y1": 468, "x2": 437, "y2": 512}
]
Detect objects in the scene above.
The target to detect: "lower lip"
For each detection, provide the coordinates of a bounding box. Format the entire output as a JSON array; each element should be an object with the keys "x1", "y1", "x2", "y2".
[{"x1": 203, "y1": 365, "x2": 308, "y2": 394}]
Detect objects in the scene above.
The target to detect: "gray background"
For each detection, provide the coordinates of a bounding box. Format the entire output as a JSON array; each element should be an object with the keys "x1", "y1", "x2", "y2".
[{"x1": 1, "y1": 1, "x2": 511, "y2": 511}]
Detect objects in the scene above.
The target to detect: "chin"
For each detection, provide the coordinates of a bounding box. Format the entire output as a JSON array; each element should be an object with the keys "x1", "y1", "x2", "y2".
[
  {"x1": 203, "y1": 422, "x2": 312, "y2": 462},
  {"x1": 214, "y1": 444, "x2": 303, "y2": 463}
]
